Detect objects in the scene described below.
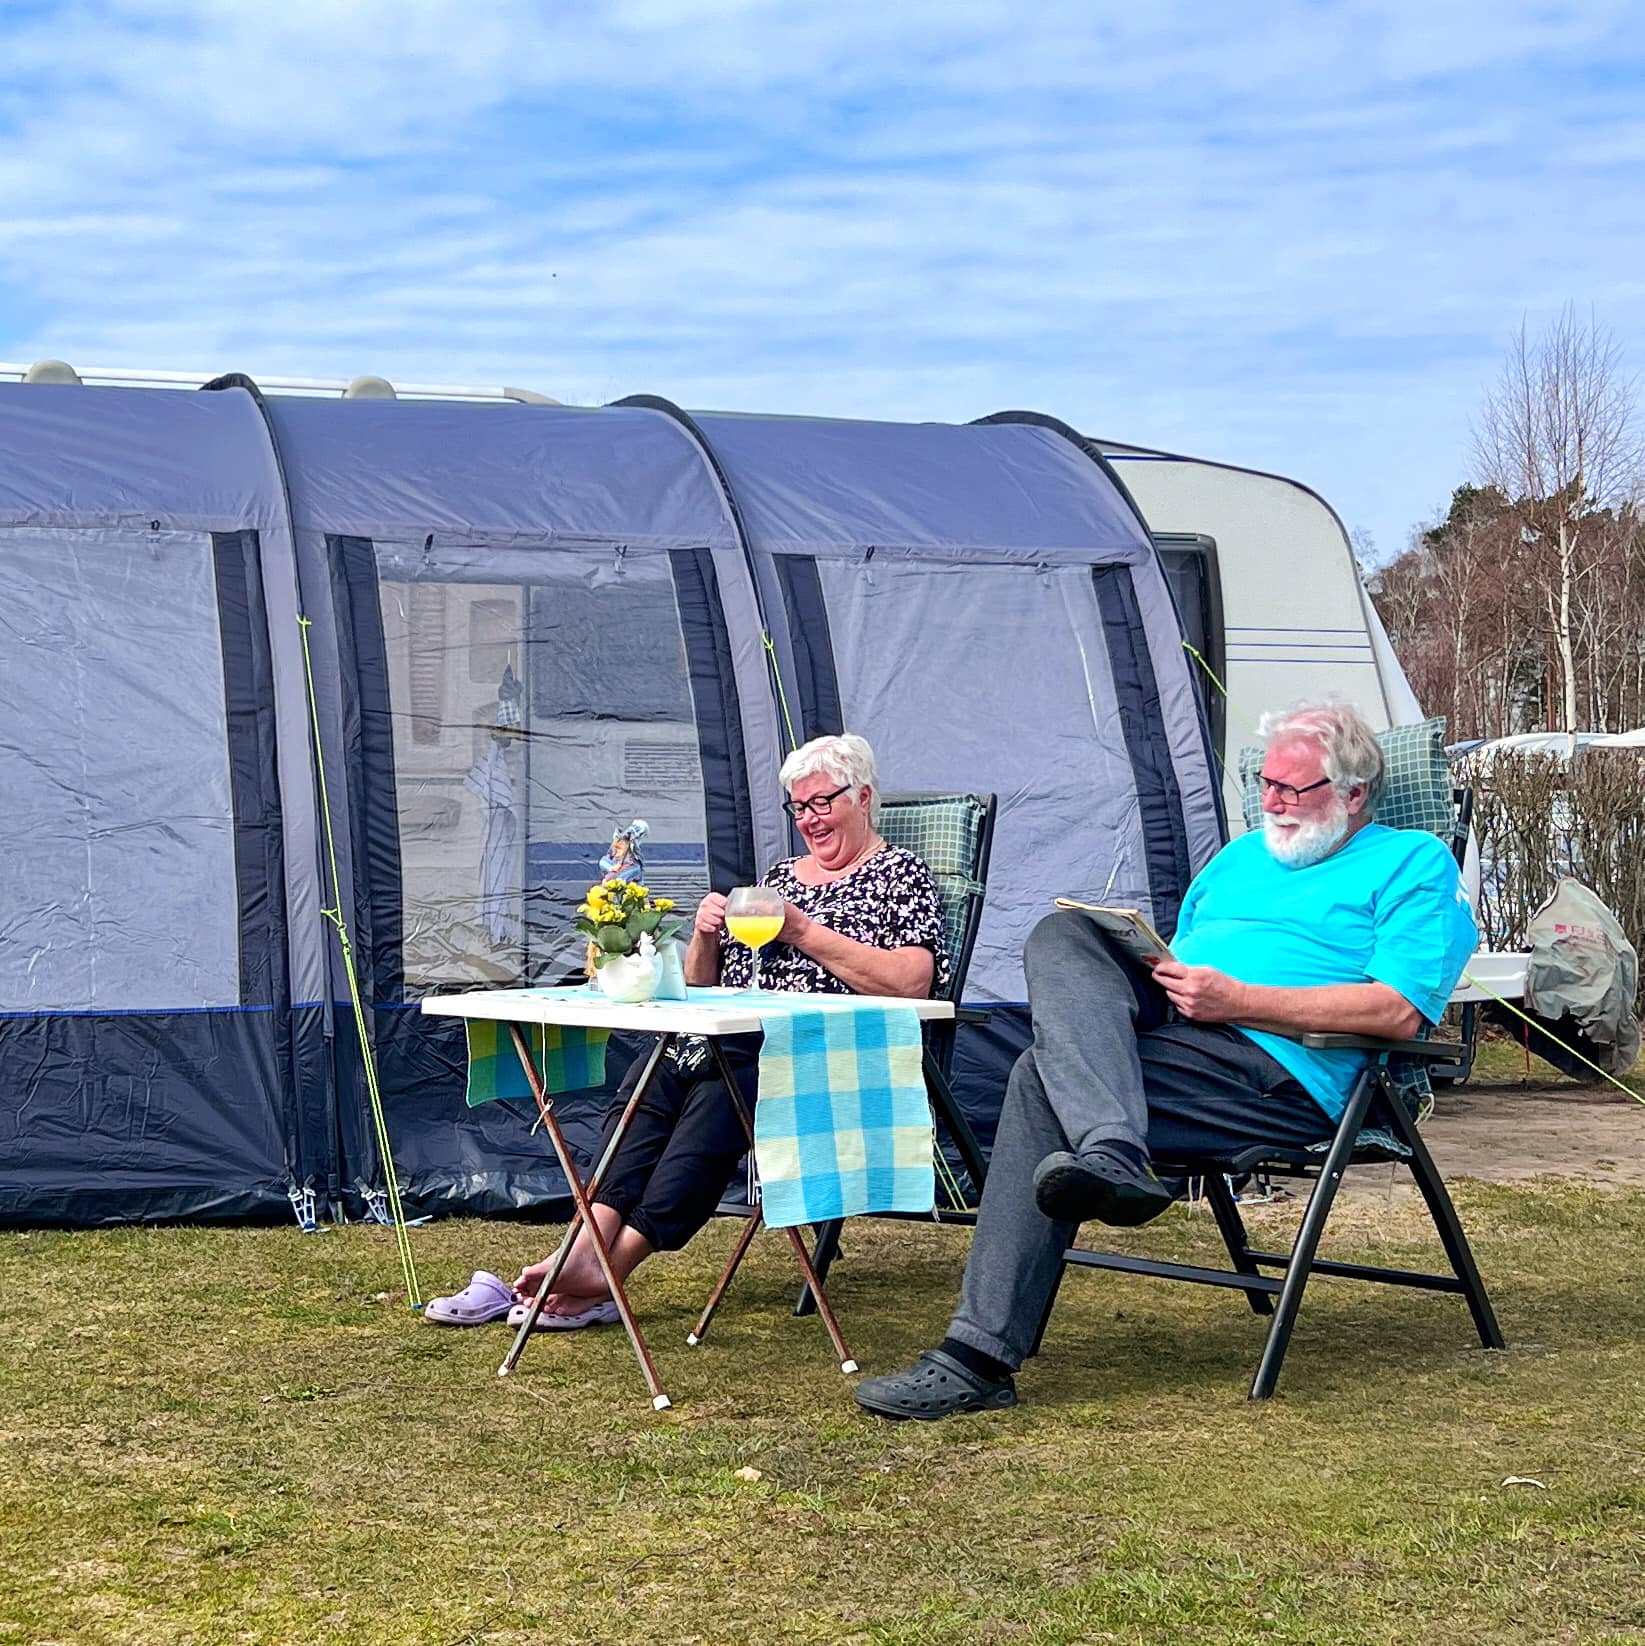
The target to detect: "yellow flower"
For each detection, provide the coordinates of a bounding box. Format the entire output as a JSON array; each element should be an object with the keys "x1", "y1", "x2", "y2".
[
  {"x1": 631, "y1": 885, "x2": 648, "y2": 899},
  {"x1": 654, "y1": 897, "x2": 675, "y2": 912}
]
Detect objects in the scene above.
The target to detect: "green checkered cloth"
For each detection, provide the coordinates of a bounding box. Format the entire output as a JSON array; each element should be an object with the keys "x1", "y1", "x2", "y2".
[
  {"x1": 877, "y1": 793, "x2": 989, "y2": 999},
  {"x1": 1234, "y1": 715, "x2": 1458, "y2": 1119},
  {"x1": 464, "y1": 1015, "x2": 609, "y2": 1106},
  {"x1": 1237, "y1": 717, "x2": 1457, "y2": 840}
]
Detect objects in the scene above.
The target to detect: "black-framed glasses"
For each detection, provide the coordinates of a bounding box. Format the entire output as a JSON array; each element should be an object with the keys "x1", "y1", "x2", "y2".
[
  {"x1": 1257, "y1": 773, "x2": 1333, "y2": 808},
  {"x1": 783, "y1": 783, "x2": 852, "y2": 820}
]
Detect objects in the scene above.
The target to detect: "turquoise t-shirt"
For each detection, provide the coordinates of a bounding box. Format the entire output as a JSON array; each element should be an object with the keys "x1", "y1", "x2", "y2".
[{"x1": 1171, "y1": 824, "x2": 1478, "y2": 1119}]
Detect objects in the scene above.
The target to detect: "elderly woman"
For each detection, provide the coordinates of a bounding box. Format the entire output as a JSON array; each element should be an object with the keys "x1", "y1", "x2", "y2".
[{"x1": 427, "y1": 732, "x2": 949, "y2": 1330}]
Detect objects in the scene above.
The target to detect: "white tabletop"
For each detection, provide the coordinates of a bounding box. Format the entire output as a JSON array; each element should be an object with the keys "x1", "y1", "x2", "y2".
[
  {"x1": 1450, "y1": 950, "x2": 1530, "y2": 1004},
  {"x1": 420, "y1": 984, "x2": 955, "y2": 1036}
]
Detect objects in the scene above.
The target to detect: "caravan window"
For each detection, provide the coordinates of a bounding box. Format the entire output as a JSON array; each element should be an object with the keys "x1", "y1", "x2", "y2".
[
  {"x1": 362, "y1": 540, "x2": 714, "y2": 995},
  {"x1": 1153, "y1": 534, "x2": 1225, "y2": 758}
]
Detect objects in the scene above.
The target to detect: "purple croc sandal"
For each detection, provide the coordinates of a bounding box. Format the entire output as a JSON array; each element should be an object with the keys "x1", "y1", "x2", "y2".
[{"x1": 424, "y1": 1270, "x2": 516, "y2": 1325}]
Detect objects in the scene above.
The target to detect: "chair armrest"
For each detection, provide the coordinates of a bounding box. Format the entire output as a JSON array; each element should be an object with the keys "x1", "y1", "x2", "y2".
[
  {"x1": 954, "y1": 1005, "x2": 993, "y2": 1026},
  {"x1": 1299, "y1": 1032, "x2": 1453, "y2": 1059}
]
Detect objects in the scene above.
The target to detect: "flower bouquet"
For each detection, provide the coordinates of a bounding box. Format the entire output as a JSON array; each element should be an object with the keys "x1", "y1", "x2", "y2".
[{"x1": 576, "y1": 878, "x2": 683, "y2": 1002}]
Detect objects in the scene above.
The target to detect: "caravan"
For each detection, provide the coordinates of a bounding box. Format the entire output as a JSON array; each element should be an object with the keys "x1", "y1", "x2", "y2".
[{"x1": 1096, "y1": 438, "x2": 1426, "y2": 822}]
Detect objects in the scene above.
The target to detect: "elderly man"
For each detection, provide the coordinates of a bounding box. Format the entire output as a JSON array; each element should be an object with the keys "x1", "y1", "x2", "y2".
[{"x1": 855, "y1": 701, "x2": 1477, "y2": 1421}]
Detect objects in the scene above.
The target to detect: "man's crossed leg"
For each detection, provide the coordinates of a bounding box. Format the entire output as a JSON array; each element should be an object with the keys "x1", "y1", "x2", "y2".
[{"x1": 855, "y1": 910, "x2": 1330, "y2": 1421}]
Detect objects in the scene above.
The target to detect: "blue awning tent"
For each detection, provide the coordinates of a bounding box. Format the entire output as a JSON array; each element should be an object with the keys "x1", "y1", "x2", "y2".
[{"x1": 0, "y1": 382, "x2": 1225, "y2": 1227}]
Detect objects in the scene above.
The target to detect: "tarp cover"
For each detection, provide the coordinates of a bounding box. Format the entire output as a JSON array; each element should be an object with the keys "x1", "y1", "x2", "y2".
[{"x1": 1524, "y1": 878, "x2": 1641, "y2": 1075}]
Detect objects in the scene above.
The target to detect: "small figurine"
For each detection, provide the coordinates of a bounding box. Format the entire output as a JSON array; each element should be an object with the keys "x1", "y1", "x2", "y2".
[{"x1": 600, "y1": 818, "x2": 649, "y2": 883}]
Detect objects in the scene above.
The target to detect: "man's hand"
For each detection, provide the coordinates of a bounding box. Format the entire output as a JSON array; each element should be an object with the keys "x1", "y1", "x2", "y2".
[{"x1": 1150, "y1": 958, "x2": 1249, "y2": 1023}]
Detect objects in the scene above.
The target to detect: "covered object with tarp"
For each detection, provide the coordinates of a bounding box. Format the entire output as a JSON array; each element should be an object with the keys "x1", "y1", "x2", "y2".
[{"x1": 0, "y1": 382, "x2": 1224, "y2": 1226}]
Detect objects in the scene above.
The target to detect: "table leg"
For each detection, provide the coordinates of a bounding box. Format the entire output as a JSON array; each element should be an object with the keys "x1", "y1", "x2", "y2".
[
  {"x1": 687, "y1": 1207, "x2": 763, "y2": 1346},
  {"x1": 501, "y1": 1032, "x2": 673, "y2": 1358},
  {"x1": 497, "y1": 1023, "x2": 673, "y2": 1410},
  {"x1": 705, "y1": 1038, "x2": 859, "y2": 1375}
]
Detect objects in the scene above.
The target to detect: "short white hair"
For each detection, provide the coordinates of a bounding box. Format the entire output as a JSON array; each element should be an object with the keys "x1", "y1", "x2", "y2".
[
  {"x1": 778, "y1": 732, "x2": 880, "y2": 821},
  {"x1": 1257, "y1": 700, "x2": 1385, "y2": 815}
]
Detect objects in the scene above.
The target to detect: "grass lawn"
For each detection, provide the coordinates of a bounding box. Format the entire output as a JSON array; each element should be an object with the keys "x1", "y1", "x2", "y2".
[{"x1": 3, "y1": 1184, "x2": 1643, "y2": 1645}]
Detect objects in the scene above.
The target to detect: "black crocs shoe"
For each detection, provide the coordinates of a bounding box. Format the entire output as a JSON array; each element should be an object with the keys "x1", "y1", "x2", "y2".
[
  {"x1": 853, "y1": 1350, "x2": 1018, "y2": 1422},
  {"x1": 1033, "y1": 1147, "x2": 1174, "y2": 1227}
]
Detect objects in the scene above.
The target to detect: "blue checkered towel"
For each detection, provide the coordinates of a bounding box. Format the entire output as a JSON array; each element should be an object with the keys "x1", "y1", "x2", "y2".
[{"x1": 753, "y1": 1000, "x2": 934, "y2": 1229}]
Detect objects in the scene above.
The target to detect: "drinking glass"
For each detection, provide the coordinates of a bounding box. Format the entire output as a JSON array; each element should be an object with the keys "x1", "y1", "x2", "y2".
[{"x1": 724, "y1": 885, "x2": 785, "y2": 992}]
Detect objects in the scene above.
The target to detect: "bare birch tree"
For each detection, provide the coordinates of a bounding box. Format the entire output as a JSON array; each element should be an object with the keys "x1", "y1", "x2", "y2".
[{"x1": 1473, "y1": 306, "x2": 1643, "y2": 736}]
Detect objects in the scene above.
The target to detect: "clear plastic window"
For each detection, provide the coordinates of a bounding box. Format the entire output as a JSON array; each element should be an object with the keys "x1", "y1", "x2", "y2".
[{"x1": 372, "y1": 542, "x2": 712, "y2": 994}]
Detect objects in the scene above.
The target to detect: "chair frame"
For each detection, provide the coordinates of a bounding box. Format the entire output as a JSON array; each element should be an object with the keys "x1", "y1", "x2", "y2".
[
  {"x1": 1421, "y1": 788, "x2": 1479, "y2": 1087},
  {"x1": 1031, "y1": 784, "x2": 1505, "y2": 1399},
  {"x1": 861, "y1": 790, "x2": 998, "y2": 1192},
  {"x1": 1030, "y1": 1034, "x2": 1505, "y2": 1399}
]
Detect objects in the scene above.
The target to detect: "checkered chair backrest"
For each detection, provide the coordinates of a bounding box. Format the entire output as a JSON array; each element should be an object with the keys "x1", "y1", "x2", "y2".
[
  {"x1": 1235, "y1": 716, "x2": 1467, "y2": 1120},
  {"x1": 1237, "y1": 717, "x2": 1463, "y2": 851},
  {"x1": 876, "y1": 792, "x2": 996, "y2": 1004}
]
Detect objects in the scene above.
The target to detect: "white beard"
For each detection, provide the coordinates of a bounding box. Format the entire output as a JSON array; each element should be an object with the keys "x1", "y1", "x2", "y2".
[{"x1": 1263, "y1": 798, "x2": 1352, "y2": 868}]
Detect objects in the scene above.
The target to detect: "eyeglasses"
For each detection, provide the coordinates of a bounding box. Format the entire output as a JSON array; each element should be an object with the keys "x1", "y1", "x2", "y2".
[
  {"x1": 1257, "y1": 773, "x2": 1333, "y2": 808},
  {"x1": 783, "y1": 783, "x2": 853, "y2": 820}
]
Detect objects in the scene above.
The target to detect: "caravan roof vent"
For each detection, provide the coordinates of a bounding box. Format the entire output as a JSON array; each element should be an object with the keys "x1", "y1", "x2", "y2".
[
  {"x1": 23, "y1": 359, "x2": 83, "y2": 385},
  {"x1": 344, "y1": 374, "x2": 397, "y2": 399}
]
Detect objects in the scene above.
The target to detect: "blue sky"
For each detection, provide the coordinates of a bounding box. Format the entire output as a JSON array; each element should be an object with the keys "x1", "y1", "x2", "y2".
[{"x1": 2, "y1": 0, "x2": 1643, "y2": 562}]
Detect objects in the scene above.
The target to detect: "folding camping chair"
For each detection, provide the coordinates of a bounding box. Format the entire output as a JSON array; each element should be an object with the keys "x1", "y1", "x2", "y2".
[
  {"x1": 1030, "y1": 729, "x2": 1506, "y2": 1400},
  {"x1": 699, "y1": 791, "x2": 997, "y2": 1330},
  {"x1": 792, "y1": 791, "x2": 997, "y2": 1311}
]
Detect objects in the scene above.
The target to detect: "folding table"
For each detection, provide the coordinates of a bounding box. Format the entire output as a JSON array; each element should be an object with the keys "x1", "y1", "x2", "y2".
[{"x1": 420, "y1": 985, "x2": 954, "y2": 1409}]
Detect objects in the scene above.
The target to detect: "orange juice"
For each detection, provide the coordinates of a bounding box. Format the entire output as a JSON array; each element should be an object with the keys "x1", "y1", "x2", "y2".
[{"x1": 726, "y1": 913, "x2": 784, "y2": 950}]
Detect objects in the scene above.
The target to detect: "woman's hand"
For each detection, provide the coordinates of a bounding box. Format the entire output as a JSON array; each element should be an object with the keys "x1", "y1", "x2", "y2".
[
  {"x1": 693, "y1": 891, "x2": 728, "y2": 938},
  {"x1": 685, "y1": 892, "x2": 728, "y2": 985},
  {"x1": 777, "y1": 899, "x2": 812, "y2": 947}
]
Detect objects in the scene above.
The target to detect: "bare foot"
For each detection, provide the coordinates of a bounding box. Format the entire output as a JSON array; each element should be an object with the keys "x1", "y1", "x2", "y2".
[
  {"x1": 512, "y1": 1256, "x2": 560, "y2": 1301},
  {"x1": 513, "y1": 1250, "x2": 612, "y2": 1316}
]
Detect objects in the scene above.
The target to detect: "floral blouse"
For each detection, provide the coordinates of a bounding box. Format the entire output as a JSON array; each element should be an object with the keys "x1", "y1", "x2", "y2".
[{"x1": 717, "y1": 845, "x2": 951, "y2": 995}]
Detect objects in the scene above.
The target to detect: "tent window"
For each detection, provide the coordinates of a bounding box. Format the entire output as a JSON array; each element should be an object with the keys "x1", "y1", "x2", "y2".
[
  {"x1": 0, "y1": 526, "x2": 241, "y2": 1011},
  {"x1": 366, "y1": 541, "x2": 713, "y2": 995}
]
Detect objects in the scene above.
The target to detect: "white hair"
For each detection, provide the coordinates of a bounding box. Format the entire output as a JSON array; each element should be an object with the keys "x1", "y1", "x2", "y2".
[
  {"x1": 1257, "y1": 700, "x2": 1385, "y2": 815},
  {"x1": 778, "y1": 732, "x2": 880, "y2": 821}
]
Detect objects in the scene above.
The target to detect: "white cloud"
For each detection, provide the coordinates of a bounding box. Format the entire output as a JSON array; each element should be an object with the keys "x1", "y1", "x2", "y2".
[{"x1": 2, "y1": 0, "x2": 1644, "y2": 560}]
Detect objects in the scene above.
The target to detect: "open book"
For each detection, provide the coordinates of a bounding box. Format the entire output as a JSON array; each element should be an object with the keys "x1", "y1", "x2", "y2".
[{"x1": 1052, "y1": 898, "x2": 1173, "y2": 966}]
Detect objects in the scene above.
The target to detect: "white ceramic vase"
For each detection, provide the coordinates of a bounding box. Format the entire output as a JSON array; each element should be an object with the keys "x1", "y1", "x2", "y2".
[{"x1": 595, "y1": 942, "x2": 662, "y2": 1004}]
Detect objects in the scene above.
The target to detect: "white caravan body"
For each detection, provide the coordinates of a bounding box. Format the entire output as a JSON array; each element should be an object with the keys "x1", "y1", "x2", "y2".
[{"x1": 1095, "y1": 439, "x2": 1424, "y2": 828}]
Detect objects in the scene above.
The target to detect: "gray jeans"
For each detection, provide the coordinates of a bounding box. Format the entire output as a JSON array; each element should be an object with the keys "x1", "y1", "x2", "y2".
[{"x1": 947, "y1": 909, "x2": 1333, "y2": 1370}]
